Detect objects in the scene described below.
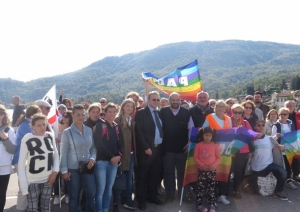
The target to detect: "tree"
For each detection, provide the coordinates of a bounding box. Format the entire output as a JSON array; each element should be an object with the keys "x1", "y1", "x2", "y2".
[
  {"x1": 246, "y1": 85, "x2": 255, "y2": 95},
  {"x1": 281, "y1": 79, "x2": 288, "y2": 90}
]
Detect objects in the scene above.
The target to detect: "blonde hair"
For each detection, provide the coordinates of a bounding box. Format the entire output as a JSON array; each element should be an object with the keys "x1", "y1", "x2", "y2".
[
  {"x1": 278, "y1": 107, "x2": 290, "y2": 115},
  {"x1": 231, "y1": 103, "x2": 244, "y2": 111},
  {"x1": 116, "y1": 98, "x2": 136, "y2": 128},
  {"x1": 0, "y1": 105, "x2": 10, "y2": 126},
  {"x1": 87, "y1": 103, "x2": 101, "y2": 113}
]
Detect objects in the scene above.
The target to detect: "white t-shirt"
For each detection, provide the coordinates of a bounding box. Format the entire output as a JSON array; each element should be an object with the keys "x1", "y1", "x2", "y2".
[{"x1": 252, "y1": 135, "x2": 274, "y2": 171}]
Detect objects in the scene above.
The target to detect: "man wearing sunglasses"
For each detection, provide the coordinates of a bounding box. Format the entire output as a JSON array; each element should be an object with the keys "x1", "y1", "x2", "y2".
[
  {"x1": 250, "y1": 120, "x2": 288, "y2": 200},
  {"x1": 135, "y1": 91, "x2": 164, "y2": 210}
]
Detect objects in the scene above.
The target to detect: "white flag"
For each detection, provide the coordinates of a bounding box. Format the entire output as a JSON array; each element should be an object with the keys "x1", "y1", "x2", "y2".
[{"x1": 42, "y1": 85, "x2": 58, "y2": 136}]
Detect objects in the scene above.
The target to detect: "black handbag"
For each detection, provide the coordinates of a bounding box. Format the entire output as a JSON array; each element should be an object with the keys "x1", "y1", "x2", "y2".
[
  {"x1": 112, "y1": 167, "x2": 126, "y2": 191},
  {"x1": 70, "y1": 131, "x2": 94, "y2": 174}
]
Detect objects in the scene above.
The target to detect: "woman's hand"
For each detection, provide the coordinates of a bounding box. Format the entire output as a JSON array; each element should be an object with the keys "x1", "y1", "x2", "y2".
[
  {"x1": 0, "y1": 131, "x2": 8, "y2": 140},
  {"x1": 62, "y1": 172, "x2": 71, "y2": 181},
  {"x1": 87, "y1": 159, "x2": 95, "y2": 169},
  {"x1": 201, "y1": 165, "x2": 208, "y2": 171},
  {"x1": 48, "y1": 171, "x2": 58, "y2": 186},
  {"x1": 276, "y1": 133, "x2": 281, "y2": 139},
  {"x1": 111, "y1": 156, "x2": 121, "y2": 165}
]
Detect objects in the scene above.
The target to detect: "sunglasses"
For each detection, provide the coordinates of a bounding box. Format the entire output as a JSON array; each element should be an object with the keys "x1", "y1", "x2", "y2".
[
  {"x1": 244, "y1": 106, "x2": 252, "y2": 109},
  {"x1": 75, "y1": 113, "x2": 85, "y2": 117},
  {"x1": 280, "y1": 113, "x2": 288, "y2": 116},
  {"x1": 256, "y1": 124, "x2": 265, "y2": 127},
  {"x1": 152, "y1": 99, "x2": 160, "y2": 102},
  {"x1": 233, "y1": 111, "x2": 242, "y2": 115}
]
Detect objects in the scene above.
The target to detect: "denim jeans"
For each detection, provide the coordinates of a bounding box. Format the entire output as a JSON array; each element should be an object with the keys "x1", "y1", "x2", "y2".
[
  {"x1": 95, "y1": 160, "x2": 118, "y2": 212},
  {"x1": 163, "y1": 152, "x2": 187, "y2": 197},
  {"x1": 67, "y1": 169, "x2": 95, "y2": 212},
  {"x1": 113, "y1": 153, "x2": 135, "y2": 204},
  {"x1": 252, "y1": 163, "x2": 287, "y2": 193}
]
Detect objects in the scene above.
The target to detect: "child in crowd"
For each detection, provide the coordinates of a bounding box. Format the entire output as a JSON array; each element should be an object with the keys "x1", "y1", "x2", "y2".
[
  {"x1": 194, "y1": 127, "x2": 220, "y2": 212},
  {"x1": 18, "y1": 113, "x2": 59, "y2": 212}
]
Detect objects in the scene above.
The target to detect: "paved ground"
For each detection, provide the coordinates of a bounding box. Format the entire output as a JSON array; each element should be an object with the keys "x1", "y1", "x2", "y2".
[{"x1": 4, "y1": 173, "x2": 300, "y2": 212}]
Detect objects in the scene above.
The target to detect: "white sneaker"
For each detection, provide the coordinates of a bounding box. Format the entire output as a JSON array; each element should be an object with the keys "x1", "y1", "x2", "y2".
[
  {"x1": 53, "y1": 196, "x2": 60, "y2": 205},
  {"x1": 217, "y1": 195, "x2": 230, "y2": 204},
  {"x1": 286, "y1": 181, "x2": 297, "y2": 190},
  {"x1": 65, "y1": 195, "x2": 69, "y2": 204}
]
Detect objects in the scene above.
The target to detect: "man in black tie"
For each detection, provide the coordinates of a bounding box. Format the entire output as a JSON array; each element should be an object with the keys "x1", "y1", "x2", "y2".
[{"x1": 135, "y1": 91, "x2": 164, "y2": 210}]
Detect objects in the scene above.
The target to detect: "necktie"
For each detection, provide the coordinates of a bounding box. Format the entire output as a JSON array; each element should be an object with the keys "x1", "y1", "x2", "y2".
[{"x1": 153, "y1": 110, "x2": 163, "y2": 138}]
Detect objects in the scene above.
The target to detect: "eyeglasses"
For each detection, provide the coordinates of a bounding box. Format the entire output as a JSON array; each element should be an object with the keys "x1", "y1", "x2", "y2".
[
  {"x1": 280, "y1": 113, "x2": 288, "y2": 116},
  {"x1": 152, "y1": 99, "x2": 160, "y2": 102},
  {"x1": 75, "y1": 113, "x2": 85, "y2": 117},
  {"x1": 256, "y1": 124, "x2": 265, "y2": 127},
  {"x1": 233, "y1": 111, "x2": 242, "y2": 115},
  {"x1": 244, "y1": 107, "x2": 252, "y2": 110}
]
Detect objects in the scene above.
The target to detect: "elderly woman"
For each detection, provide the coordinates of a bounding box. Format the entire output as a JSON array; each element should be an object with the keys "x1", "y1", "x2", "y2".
[
  {"x1": 94, "y1": 103, "x2": 122, "y2": 212},
  {"x1": 60, "y1": 104, "x2": 96, "y2": 212},
  {"x1": 230, "y1": 104, "x2": 254, "y2": 199},
  {"x1": 202, "y1": 100, "x2": 232, "y2": 205},
  {"x1": 0, "y1": 105, "x2": 16, "y2": 211},
  {"x1": 112, "y1": 99, "x2": 136, "y2": 211},
  {"x1": 265, "y1": 109, "x2": 279, "y2": 136},
  {"x1": 271, "y1": 107, "x2": 297, "y2": 190}
]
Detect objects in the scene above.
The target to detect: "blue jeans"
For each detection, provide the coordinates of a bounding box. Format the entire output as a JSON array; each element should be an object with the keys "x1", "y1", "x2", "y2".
[
  {"x1": 252, "y1": 163, "x2": 287, "y2": 193},
  {"x1": 163, "y1": 152, "x2": 188, "y2": 197},
  {"x1": 67, "y1": 169, "x2": 95, "y2": 212},
  {"x1": 95, "y1": 160, "x2": 118, "y2": 212},
  {"x1": 113, "y1": 153, "x2": 135, "y2": 204}
]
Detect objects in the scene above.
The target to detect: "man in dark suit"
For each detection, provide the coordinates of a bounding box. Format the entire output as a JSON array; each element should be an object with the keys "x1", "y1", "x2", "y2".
[
  {"x1": 11, "y1": 96, "x2": 25, "y2": 128},
  {"x1": 135, "y1": 91, "x2": 164, "y2": 210}
]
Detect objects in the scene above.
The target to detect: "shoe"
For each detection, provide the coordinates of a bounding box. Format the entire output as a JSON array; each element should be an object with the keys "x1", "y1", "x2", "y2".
[
  {"x1": 209, "y1": 205, "x2": 216, "y2": 212},
  {"x1": 293, "y1": 175, "x2": 300, "y2": 182},
  {"x1": 233, "y1": 191, "x2": 241, "y2": 199},
  {"x1": 53, "y1": 196, "x2": 60, "y2": 205},
  {"x1": 147, "y1": 197, "x2": 164, "y2": 205},
  {"x1": 273, "y1": 192, "x2": 288, "y2": 201},
  {"x1": 138, "y1": 203, "x2": 146, "y2": 211},
  {"x1": 165, "y1": 196, "x2": 174, "y2": 204},
  {"x1": 286, "y1": 181, "x2": 297, "y2": 190},
  {"x1": 197, "y1": 205, "x2": 208, "y2": 212},
  {"x1": 157, "y1": 186, "x2": 165, "y2": 194},
  {"x1": 182, "y1": 196, "x2": 193, "y2": 204},
  {"x1": 65, "y1": 195, "x2": 69, "y2": 204},
  {"x1": 113, "y1": 203, "x2": 119, "y2": 212},
  {"x1": 123, "y1": 200, "x2": 136, "y2": 211},
  {"x1": 217, "y1": 195, "x2": 230, "y2": 204},
  {"x1": 121, "y1": 196, "x2": 127, "y2": 205}
]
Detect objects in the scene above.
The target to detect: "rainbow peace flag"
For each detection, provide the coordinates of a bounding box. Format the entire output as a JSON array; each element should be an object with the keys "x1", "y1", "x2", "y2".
[
  {"x1": 281, "y1": 130, "x2": 300, "y2": 165},
  {"x1": 182, "y1": 127, "x2": 258, "y2": 186},
  {"x1": 215, "y1": 127, "x2": 258, "y2": 182},
  {"x1": 142, "y1": 60, "x2": 202, "y2": 100},
  {"x1": 182, "y1": 127, "x2": 199, "y2": 187}
]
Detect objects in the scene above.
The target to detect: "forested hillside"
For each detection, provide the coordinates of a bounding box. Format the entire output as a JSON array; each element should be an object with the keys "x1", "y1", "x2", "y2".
[{"x1": 1, "y1": 40, "x2": 300, "y2": 105}]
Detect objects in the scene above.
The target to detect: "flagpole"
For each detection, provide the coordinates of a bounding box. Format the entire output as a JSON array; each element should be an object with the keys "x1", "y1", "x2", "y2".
[{"x1": 179, "y1": 186, "x2": 184, "y2": 206}]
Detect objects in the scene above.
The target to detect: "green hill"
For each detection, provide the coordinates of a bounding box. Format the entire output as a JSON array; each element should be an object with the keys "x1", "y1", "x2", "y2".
[{"x1": 1, "y1": 40, "x2": 300, "y2": 105}]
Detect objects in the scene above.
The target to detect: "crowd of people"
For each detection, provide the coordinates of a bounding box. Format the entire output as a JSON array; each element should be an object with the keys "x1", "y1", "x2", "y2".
[{"x1": 0, "y1": 87, "x2": 300, "y2": 212}]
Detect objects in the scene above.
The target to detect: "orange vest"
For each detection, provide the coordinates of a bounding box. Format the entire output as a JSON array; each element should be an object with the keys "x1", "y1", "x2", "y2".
[{"x1": 206, "y1": 114, "x2": 231, "y2": 130}]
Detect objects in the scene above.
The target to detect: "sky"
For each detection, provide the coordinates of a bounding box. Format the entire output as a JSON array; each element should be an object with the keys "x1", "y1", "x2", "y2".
[{"x1": 0, "y1": 0, "x2": 299, "y2": 82}]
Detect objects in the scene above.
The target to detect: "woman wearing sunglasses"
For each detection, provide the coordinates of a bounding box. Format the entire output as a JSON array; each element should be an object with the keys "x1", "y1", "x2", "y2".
[
  {"x1": 230, "y1": 104, "x2": 254, "y2": 199},
  {"x1": 271, "y1": 107, "x2": 297, "y2": 190},
  {"x1": 60, "y1": 104, "x2": 96, "y2": 212},
  {"x1": 53, "y1": 111, "x2": 73, "y2": 205},
  {"x1": 241, "y1": 100, "x2": 258, "y2": 129}
]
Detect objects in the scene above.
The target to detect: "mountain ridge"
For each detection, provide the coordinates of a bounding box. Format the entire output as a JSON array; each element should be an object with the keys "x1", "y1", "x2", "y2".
[{"x1": 1, "y1": 40, "x2": 300, "y2": 104}]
